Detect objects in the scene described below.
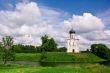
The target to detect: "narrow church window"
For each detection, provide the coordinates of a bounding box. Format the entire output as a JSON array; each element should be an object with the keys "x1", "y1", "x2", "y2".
[{"x1": 72, "y1": 49, "x2": 74, "y2": 52}]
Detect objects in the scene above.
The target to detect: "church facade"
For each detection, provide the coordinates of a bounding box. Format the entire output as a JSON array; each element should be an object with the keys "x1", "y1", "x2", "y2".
[{"x1": 67, "y1": 29, "x2": 79, "y2": 53}]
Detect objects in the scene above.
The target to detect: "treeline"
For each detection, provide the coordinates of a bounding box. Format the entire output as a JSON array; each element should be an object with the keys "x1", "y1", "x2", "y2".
[
  {"x1": 13, "y1": 35, "x2": 67, "y2": 53},
  {"x1": 90, "y1": 44, "x2": 110, "y2": 60},
  {"x1": 13, "y1": 44, "x2": 38, "y2": 53},
  {"x1": 13, "y1": 44, "x2": 66, "y2": 53}
]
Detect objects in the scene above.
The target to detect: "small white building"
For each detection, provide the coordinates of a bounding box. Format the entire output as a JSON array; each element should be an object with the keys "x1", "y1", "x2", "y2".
[{"x1": 67, "y1": 29, "x2": 79, "y2": 53}]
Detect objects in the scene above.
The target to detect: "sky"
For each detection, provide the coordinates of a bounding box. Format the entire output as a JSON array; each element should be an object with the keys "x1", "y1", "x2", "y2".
[{"x1": 0, "y1": 0, "x2": 110, "y2": 50}]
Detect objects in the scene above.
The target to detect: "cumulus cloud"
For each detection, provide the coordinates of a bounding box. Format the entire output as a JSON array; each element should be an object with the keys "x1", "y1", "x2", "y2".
[
  {"x1": 63, "y1": 13, "x2": 105, "y2": 33},
  {"x1": 0, "y1": 1, "x2": 109, "y2": 51},
  {"x1": 0, "y1": 1, "x2": 69, "y2": 46}
]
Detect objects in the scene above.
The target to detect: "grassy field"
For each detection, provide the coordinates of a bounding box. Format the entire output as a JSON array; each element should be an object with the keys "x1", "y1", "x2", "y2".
[
  {"x1": 0, "y1": 64, "x2": 110, "y2": 73},
  {"x1": 15, "y1": 53, "x2": 41, "y2": 61},
  {"x1": 15, "y1": 52, "x2": 104, "y2": 62},
  {"x1": 0, "y1": 52, "x2": 109, "y2": 73},
  {"x1": 41, "y1": 52, "x2": 104, "y2": 62}
]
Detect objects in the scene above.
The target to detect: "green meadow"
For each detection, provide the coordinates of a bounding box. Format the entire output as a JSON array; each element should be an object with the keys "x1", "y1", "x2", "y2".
[
  {"x1": 0, "y1": 52, "x2": 109, "y2": 73},
  {"x1": 15, "y1": 52, "x2": 104, "y2": 62},
  {"x1": 0, "y1": 64, "x2": 110, "y2": 73}
]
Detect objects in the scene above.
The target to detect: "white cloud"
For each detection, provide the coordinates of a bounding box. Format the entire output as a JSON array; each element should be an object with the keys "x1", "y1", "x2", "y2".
[
  {"x1": 0, "y1": 1, "x2": 109, "y2": 51},
  {"x1": 104, "y1": 30, "x2": 110, "y2": 35},
  {"x1": 0, "y1": 1, "x2": 69, "y2": 47},
  {"x1": 63, "y1": 13, "x2": 105, "y2": 33}
]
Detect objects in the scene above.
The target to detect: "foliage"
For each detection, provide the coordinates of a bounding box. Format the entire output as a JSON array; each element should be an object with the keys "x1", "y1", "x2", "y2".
[
  {"x1": 13, "y1": 35, "x2": 66, "y2": 53},
  {"x1": 40, "y1": 35, "x2": 58, "y2": 52},
  {"x1": 40, "y1": 35, "x2": 67, "y2": 52},
  {"x1": 0, "y1": 36, "x2": 15, "y2": 65},
  {"x1": 57, "y1": 47, "x2": 67, "y2": 52},
  {"x1": 91, "y1": 43, "x2": 110, "y2": 60},
  {"x1": 7, "y1": 35, "x2": 67, "y2": 53},
  {"x1": 13, "y1": 44, "x2": 38, "y2": 53},
  {"x1": 41, "y1": 35, "x2": 48, "y2": 45},
  {"x1": 0, "y1": 42, "x2": 3, "y2": 60}
]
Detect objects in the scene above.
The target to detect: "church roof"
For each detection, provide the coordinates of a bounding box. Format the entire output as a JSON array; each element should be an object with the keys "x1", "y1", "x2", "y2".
[{"x1": 69, "y1": 29, "x2": 75, "y2": 34}]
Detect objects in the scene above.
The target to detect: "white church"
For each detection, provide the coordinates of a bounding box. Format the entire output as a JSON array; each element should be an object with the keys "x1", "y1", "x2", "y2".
[{"x1": 67, "y1": 29, "x2": 80, "y2": 53}]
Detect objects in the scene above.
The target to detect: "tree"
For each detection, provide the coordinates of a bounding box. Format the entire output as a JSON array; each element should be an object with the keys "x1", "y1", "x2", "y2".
[
  {"x1": 0, "y1": 42, "x2": 3, "y2": 60},
  {"x1": 40, "y1": 35, "x2": 58, "y2": 52},
  {"x1": 46, "y1": 38, "x2": 57, "y2": 51},
  {"x1": 58, "y1": 47, "x2": 67, "y2": 52},
  {"x1": 0, "y1": 36, "x2": 15, "y2": 65},
  {"x1": 13, "y1": 44, "x2": 37, "y2": 53},
  {"x1": 41, "y1": 35, "x2": 48, "y2": 45},
  {"x1": 91, "y1": 43, "x2": 110, "y2": 59}
]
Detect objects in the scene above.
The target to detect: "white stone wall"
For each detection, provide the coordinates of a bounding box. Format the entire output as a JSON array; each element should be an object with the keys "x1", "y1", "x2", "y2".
[{"x1": 67, "y1": 34, "x2": 79, "y2": 53}]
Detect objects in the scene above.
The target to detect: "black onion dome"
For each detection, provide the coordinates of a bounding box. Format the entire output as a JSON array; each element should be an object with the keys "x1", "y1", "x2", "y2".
[{"x1": 69, "y1": 29, "x2": 75, "y2": 34}]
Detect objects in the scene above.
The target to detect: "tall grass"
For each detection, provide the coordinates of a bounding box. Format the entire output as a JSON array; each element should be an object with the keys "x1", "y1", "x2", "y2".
[{"x1": 0, "y1": 64, "x2": 110, "y2": 73}]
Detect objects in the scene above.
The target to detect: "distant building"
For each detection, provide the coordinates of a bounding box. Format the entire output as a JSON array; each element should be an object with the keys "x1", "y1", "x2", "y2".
[{"x1": 67, "y1": 29, "x2": 79, "y2": 53}]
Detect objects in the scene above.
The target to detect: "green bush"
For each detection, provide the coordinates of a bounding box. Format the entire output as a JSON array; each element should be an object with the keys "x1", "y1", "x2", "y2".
[
  {"x1": 91, "y1": 44, "x2": 110, "y2": 60},
  {"x1": 13, "y1": 44, "x2": 39, "y2": 53}
]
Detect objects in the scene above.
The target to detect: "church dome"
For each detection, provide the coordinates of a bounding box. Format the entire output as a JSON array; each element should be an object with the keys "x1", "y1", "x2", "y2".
[{"x1": 69, "y1": 29, "x2": 75, "y2": 34}]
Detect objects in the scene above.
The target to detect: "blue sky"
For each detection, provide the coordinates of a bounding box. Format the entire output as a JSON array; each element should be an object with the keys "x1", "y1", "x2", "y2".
[
  {"x1": 36, "y1": 0, "x2": 110, "y2": 15},
  {"x1": 0, "y1": 0, "x2": 110, "y2": 15},
  {"x1": 0, "y1": 0, "x2": 110, "y2": 50}
]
